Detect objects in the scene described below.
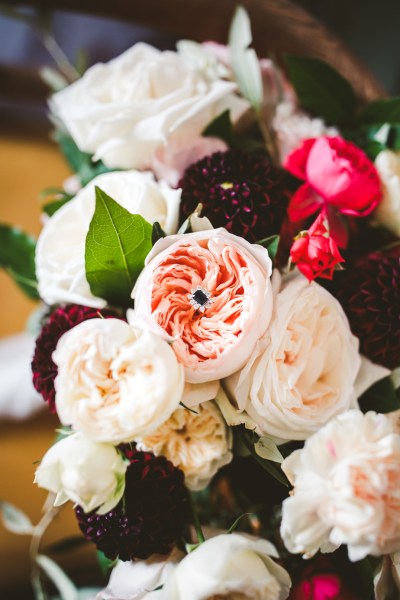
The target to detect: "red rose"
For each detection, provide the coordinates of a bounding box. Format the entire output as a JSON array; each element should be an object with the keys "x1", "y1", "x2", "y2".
[
  {"x1": 290, "y1": 213, "x2": 344, "y2": 281},
  {"x1": 284, "y1": 137, "x2": 382, "y2": 245}
]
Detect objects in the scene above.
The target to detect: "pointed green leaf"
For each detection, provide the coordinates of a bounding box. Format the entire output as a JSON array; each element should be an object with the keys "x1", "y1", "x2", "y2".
[
  {"x1": 257, "y1": 234, "x2": 280, "y2": 263},
  {"x1": 254, "y1": 437, "x2": 284, "y2": 463},
  {"x1": 358, "y1": 376, "x2": 400, "y2": 414},
  {"x1": 0, "y1": 500, "x2": 34, "y2": 535},
  {"x1": 152, "y1": 221, "x2": 166, "y2": 245},
  {"x1": 85, "y1": 187, "x2": 152, "y2": 307},
  {"x1": 229, "y1": 6, "x2": 263, "y2": 112},
  {"x1": 285, "y1": 55, "x2": 356, "y2": 126},
  {"x1": 55, "y1": 132, "x2": 115, "y2": 186},
  {"x1": 227, "y1": 512, "x2": 254, "y2": 534},
  {"x1": 0, "y1": 224, "x2": 39, "y2": 299},
  {"x1": 356, "y1": 97, "x2": 400, "y2": 125}
]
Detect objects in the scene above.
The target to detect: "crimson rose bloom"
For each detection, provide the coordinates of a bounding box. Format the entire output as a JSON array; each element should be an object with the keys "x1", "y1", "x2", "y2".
[
  {"x1": 284, "y1": 137, "x2": 382, "y2": 245},
  {"x1": 289, "y1": 574, "x2": 359, "y2": 600},
  {"x1": 290, "y1": 213, "x2": 344, "y2": 282}
]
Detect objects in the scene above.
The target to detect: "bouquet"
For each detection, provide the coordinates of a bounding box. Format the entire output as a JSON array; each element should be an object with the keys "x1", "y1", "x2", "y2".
[{"x1": 2, "y1": 7, "x2": 400, "y2": 600}]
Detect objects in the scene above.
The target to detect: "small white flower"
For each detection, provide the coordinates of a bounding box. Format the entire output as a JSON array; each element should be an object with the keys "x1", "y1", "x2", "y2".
[
  {"x1": 53, "y1": 319, "x2": 184, "y2": 444},
  {"x1": 34, "y1": 432, "x2": 127, "y2": 514},
  {"x1": 137, "y1": 401, "x2": 232, "y2": 491},
  {"x1": 281, "y1": 410, "x2": 400, "y2": 561},
  {"x1": 160, "y1": 533, "x2": 291, "y2": 599},
  {"x1": 36, "y1": 170, "x2": 181, "y2": 308}
]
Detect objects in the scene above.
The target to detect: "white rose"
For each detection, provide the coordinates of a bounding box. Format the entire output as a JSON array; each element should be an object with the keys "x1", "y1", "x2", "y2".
[
  {"x1": 137, "y1": 401, "x2": 232, "y2": 491},
  {"x1": 51, "y1": 43, "x2": 249, "y2": 170},
  {"x1": 223, "y1": 273, "x2": 361, "y2": 443},
  {"x1": 161, "y1": 533, "x2": 291, "y2": 600},
  {"x1": 98, "y1": 549, "x2": 183, "y2": 600},
  {"x1": 374, "y1": 149, "x2": 400, "y2": 235},
  {"x1": 34, "y1": 432, "x2": 127, "y2": 514},
  {"x1": 273, "y1": 101, "x2": 338, "y2": 164},
  {"x1": 36, "y1": 170, "x2": 181, "y2": 308},
  {"x1": 132, "y1": 228, "x2": 273, "y2": 383},
  {"x1": 281, "y1": 410, "x2": 400, "y2": 561},
  {"x1": 53, "y1": 319, "x2": 184, "y2": 443}
]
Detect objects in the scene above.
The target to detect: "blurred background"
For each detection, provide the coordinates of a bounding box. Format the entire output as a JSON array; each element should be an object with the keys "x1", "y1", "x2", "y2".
[{"x1": 0, "y1": 1, "x2": 398, "y2": 597}]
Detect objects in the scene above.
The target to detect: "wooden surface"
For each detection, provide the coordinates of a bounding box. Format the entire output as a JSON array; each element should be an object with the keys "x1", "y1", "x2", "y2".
[{"x1": 2, "y1": 0, "x2": 385, "y2": 103}]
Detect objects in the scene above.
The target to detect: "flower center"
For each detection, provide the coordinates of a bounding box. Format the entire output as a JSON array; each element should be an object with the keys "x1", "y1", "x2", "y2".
[{"x1": 187, "y1": 286, "x2": 214, "y2": 313}]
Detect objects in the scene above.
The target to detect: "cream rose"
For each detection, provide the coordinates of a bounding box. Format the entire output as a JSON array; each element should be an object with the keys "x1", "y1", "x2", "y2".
[
  {"x1": 374, "y1": 149, "x2": 400, "y2": 235},
  {"x1": 51, "y1": 42, "x2": 249, "y2": 170},
  {"x1": 137, "y1": 401, "x2": 232, "y2": 491},
  {"x1": 53, "y1": 319, "x2": 184, "y2": 443},
  {"x1": 223, "y1": 273, "x2": 361, "y2": 442},
  {"x1": 161, "y1": 533, "x2": 291, "y2": 599},
  {"x1": 34, "y1": 432, "x2": 127, "y2": 514},
  {"x1": 281, "y1": 410, "x2": 400, "y2": 561},
  {"x1": 132, "y1": 228, "x2": 273, "y2": 383},
  {"x1": 98, "y1": 549, "x2": 183, "y2": 600},
  {"x1": 36, "y1": 170, "x2": 181, "y2": 308}
]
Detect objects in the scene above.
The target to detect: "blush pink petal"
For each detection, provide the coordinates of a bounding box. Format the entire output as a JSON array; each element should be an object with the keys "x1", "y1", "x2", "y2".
[{"x1": 132, "y1": 228, "x2": 273, "y2": 383}]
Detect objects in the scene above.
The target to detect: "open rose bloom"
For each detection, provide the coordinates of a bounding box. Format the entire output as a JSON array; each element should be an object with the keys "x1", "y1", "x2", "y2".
[{"x1": 5, "y1": 8, "x2": 399, "y2": 599}]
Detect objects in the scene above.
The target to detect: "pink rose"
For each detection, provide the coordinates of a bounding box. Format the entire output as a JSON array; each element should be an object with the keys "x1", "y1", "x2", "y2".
[
  {"x1": 132, "y1": 228, "x2": 273, "y2": 383},
  {"x1": 290, "y1": 213, "x2": 344, "y2": 282},
  {"x1": 284, "y1": 137, "x2": 382, "y2": 236},
  {"x1": 150, "y1": 135, "x2": 227, "y2": 187},
  {"x1": 290, "y1": 574, "x2": 359, "y2": 600}
]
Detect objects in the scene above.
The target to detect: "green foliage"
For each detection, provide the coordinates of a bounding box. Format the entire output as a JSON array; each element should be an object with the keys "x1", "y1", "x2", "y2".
[
  {"x1": 285, "y1": 55, "x2": 356, "y2": 126},
  {"x1": 0, "y1": 224, "x2": 39, "y2": 299},
  {"x1": 358, "y1": 376, "x2": 400, "y2": 414},
  {"x1": 257, "y1": 235, "x2": 280, "y2": 265},
  {"x1": 55, "y1": 131, "x2": 114, "y2": 186},
  {"x1": 151, "y1": 221, "x2": 166, "y2": 246},
  {"x1": 85, "y1": 187, "x2": 152, "y2": 307}
]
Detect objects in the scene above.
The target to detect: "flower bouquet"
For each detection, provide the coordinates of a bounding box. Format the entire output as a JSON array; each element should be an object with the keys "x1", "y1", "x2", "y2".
[{"x1": 2, "y1": 6, "x2": 400, "y2": 600}]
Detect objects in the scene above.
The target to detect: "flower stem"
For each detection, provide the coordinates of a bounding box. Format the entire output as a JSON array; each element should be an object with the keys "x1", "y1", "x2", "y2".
[{"x1": 189, "y1": 493, "x2": 205, "y2": 545}]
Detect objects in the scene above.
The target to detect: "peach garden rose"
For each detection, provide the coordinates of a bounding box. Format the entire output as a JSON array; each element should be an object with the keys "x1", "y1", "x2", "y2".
[{"x1": 132, "y1": 228, "x2": 274, "y2": 383}]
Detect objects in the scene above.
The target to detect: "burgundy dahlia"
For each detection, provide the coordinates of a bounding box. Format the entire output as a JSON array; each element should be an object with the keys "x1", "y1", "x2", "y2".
[
  {"x1": 75, "y1": 447, "x2": 188, "y2": 561},
  {"x1": 179, "y1": 150, "x2": 292, "y2": 242},
  {"x1": 335, "y1": 246, "x2": 400, "y2": 369},
  {"x1": 32, "y1": 304, "x2": 120, "y2": 412}
]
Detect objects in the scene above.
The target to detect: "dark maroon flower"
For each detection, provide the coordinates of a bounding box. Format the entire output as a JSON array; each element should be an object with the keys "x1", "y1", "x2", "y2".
[
  {"x1": 75, "y1": 446, "x2": 188, "y2": 561},
  {"x1": 335, "y1": 245, "x2": 400, "y2": 369},
  {"x1": 179, "y1": 150, "x2": 292, "y2": 242},
  {"x1": 32, "y1": 304, "x2": 120, "y2": 412}
]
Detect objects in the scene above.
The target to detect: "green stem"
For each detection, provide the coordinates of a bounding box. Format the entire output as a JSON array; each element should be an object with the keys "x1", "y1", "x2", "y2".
[{"x1": 189, "y1": 494, "x2": 205, "y2": 545}]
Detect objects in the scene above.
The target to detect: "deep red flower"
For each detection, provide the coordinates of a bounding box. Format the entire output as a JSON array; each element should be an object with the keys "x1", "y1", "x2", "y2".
[
  {"x1": 179, "y1": 150, "x2": 292, "y2": 243},
  {"x1": 290, "y1": 213, "x2": 344, "y2": 282},
  {"x1": 75, "y1": 446, "x2": 188, "y2": 561},
  {"x1": 32, "y1": 304, "x2": 121, "y2": 412},
  {"x1": 284, "y1": 137, "x2": 382, "y2": 246},
  {"x1": 289, "y1": 574, "x2": 360, "y2": 600},
  {"x1": 335, "y1": 245, "x2": 400, "y2": 369}
]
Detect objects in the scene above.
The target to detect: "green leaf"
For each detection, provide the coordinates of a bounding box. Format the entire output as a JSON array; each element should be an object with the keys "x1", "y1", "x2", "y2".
[
  {"x1": 0, "y1": 500, "x2": 34, "y2": 535},
  {"x1": 85, "y1": 187, "x2": 152, "y2": 307},
  {"x1": 0, "y1": 224, "x2": 39, "y2": 299},
  {"x1": 285, "y1": 55, "x2": 356, "y2": 126},
  {"x1": 55, "y1": 131, "x2": 115, "y2": 186},
  {"x1": 239, "y1": 428, "x2": 290, "y2": 488},
  {"x1": 203, "y1": 109, "x2": 234, "y2": 145},
  {"x1": 97, "y1": 551, "x2": 118, "y2": 575},
  {"x1": 42, "y1": 197, "x2": 71, "y2": 217},
  {"x1": 356, "y1": 97, "x2": 400, "y2": 125},
  {"x1": 152, "y1": 221, "x2": 166, "y2": 246},
  {"x1": 358, "y1": 376, "x2": 400, "y2": 414},
  {"x1": 257, "y1": 234, "x2": 280, "y2": 263},
  {"x1": 229, "y1": 6, "x2": 263, "y2": 112},
  {"x1": 36, "y1": 554, "x2": 79, "y2": 600}
]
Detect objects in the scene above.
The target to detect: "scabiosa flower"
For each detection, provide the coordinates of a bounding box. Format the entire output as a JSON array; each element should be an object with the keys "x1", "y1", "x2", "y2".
[
  {"x1": 178, "y1": 150, "x2": 292, "y2": 242},
  {"x1": 335, "y1": 246, "x2": 400, "y2": 370},
  {"x1": 75, "y1": 446, "x2": 188, "y2": 561},
  {"x1": 32, "y1": 304, "x2": 120, "y2": 412}
]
